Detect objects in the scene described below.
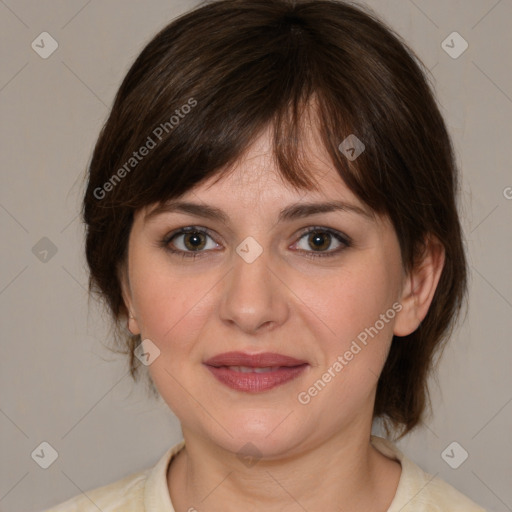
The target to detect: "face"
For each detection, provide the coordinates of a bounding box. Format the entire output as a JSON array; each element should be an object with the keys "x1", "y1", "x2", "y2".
[{"x1": 121, "y1": 124, "x2": 411, "y2": 459}]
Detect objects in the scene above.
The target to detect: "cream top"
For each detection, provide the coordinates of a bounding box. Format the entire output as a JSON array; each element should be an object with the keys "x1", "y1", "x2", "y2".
[{"x1": 44, "y1": 436, "x2": 486, "y2": 511}]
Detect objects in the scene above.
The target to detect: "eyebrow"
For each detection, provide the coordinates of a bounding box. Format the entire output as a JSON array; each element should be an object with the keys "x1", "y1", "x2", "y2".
[{"x1": 144, "y1": 199, "x2": 374, "y2": 224}]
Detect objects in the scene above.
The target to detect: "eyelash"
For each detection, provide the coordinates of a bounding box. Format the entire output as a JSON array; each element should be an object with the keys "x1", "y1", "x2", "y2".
[{"x1": 160, "y1": 225, "x2": 352, "y2": 260}]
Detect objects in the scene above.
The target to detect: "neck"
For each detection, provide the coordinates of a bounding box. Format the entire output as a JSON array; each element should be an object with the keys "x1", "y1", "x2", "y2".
[{"x1": 167, "y1": 423, "x2": 401, "y2": 512}]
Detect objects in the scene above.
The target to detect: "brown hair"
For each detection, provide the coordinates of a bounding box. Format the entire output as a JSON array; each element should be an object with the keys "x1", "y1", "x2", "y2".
[{"x1": 82, "y1": 0, "x2": 467, "y2": 437}]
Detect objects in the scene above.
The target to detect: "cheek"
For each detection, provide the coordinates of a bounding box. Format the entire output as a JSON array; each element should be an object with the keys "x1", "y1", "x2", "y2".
[
  {"x1": 297, "y1": 265, "x2": 400, "y2": 417},
  {"x1": 130, "y1": 265, "x2": 216, "y2": 413},
  {"x1": 299, "y1": 261, "x2": 398, "y2": 350},
  {"x1": 132, "y1": 273, "x2": 206, "y2": 343},
  {"x1": 294, "y1": 269, "x2": 397, "y2": 419},
  {"x1": 129, "y1": 248, "x2": 223, "y2": 358}
]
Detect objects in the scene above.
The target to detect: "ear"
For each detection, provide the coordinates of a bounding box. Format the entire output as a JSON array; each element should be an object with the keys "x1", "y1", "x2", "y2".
[
  {"x1": 118, "y1": 263, "x2": 141, "y2": 336},
  {"x1": 393, "y1": 235, "x2": 445, "y2": 337}
]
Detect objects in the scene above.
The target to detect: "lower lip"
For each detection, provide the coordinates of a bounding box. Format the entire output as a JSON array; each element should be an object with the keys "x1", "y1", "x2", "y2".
[{"x1": 205, "y1": 364, "x2": 308, "y2": 392}]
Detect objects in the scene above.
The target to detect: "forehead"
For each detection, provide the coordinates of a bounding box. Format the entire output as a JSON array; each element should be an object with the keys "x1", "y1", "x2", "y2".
[
  {"x1": 141, "y1": 165, "x2": 378, "y2": 235},
  {"x1": 183, "y1": 125, "x2": 360, "y2": 208}
]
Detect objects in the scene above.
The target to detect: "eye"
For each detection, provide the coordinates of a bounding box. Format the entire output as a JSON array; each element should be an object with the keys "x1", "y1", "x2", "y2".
[
  {"x1": 160, "y1": 225, "x2": 351, "y2": 260},
  {"x1": 291, "y1": 227, "x2": 351, "y2": 258},
  {"x1": 162, "y1": 226, "x2": 220, "y2": 258}
]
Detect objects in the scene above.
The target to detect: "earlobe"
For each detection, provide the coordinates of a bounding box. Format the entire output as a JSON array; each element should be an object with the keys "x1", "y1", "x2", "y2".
[
  {"x1": 124, "y1": 300, "x2": 141, "y2": 336},
  {"x1": 119, "y1": 265, "x2": 141, "y2": 336},
  {"x1": 127, "y1": 314, "x2": 141, "y2": 336},
  {"x1": 393, "y1": 235, "x2": 445, "y2": 337}
]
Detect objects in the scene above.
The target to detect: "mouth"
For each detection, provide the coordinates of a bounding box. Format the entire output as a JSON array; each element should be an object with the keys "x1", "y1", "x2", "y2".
[{"x1": 203, "y1": 351, "x2": 309, "y2": 392}]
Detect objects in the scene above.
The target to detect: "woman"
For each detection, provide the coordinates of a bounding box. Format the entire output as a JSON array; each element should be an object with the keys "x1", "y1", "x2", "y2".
[{"x1": 46, "y1": 0, "x2": 486, "y2": 510}]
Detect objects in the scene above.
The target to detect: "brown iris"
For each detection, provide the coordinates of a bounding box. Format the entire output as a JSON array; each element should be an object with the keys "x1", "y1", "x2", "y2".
[
  {"x1": 308, "y1": 231, "x2": 331, "y2": 251},
  {"x1": 183, "y1": 231, "x2": 207, "y2": 251}
]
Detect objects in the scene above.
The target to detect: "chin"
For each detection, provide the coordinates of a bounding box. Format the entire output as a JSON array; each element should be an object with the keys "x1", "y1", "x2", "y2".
[{"x1": 202, "y1": 410, "x2": 309, "y2": 460}]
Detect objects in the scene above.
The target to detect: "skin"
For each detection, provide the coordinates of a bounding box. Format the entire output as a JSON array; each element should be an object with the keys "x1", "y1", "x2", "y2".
[{"x1": 121, "y1": 122, "x2": 445, "y2": 511}]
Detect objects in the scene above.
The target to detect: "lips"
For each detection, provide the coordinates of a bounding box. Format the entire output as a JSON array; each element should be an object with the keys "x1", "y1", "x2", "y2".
[
  {"x1": 204, "y1": 351, "x2": 309, "y2": 392},
  {"x1": 204, "y1": 351, "x2": 307, "y2": 367}
]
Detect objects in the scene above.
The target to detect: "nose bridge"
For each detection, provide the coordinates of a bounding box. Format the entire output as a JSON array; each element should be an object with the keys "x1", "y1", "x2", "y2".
[{"x1": 219, "y1": 236, "x2": 288, "y2": 333}]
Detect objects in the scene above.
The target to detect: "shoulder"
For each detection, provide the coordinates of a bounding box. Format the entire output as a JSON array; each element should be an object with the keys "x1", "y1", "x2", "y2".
[
  {"x1": 414, "y1": 475, "x2": 487, "y2": 511},
  {"x1": 42, "y1": 440, "x2": 185, "y2": 512},
  {"x1": 42, "y1": 469, "x2": 148, "y2": 512},
  {"x1": 371, "y1": 436, "x2": 487, "y2": 512}
]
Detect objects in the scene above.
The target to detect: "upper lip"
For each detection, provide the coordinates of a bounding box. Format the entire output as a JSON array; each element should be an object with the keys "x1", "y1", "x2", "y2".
[{"x1": 204, "y1": 351, "x2": 308, "y2": 368}]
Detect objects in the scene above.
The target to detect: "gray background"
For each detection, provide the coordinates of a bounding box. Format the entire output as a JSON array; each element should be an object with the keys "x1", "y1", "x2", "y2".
[{"x1": 0, "y1": 0, "x2": 511, "y2": 511}]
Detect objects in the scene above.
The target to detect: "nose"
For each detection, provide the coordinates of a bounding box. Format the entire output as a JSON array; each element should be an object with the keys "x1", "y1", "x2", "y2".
[{"x1": 218, "y1": 243, "x2": 290, "y2": 335}]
